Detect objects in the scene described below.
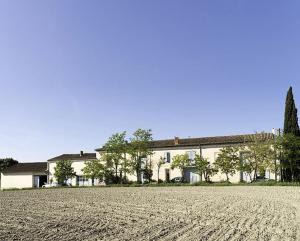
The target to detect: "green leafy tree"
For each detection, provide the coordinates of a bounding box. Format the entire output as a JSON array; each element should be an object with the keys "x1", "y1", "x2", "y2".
[
  {"x1": 276, "y1": 134, "x2": 300, "y2": 181},
  {"x1": 282, "y1": 86, "x2": 300, "y2": 181},
  {"x1": 127, "y1": 129, "x2": 153, "y2": 183},
  {"x1": 214, "y1": 146, "x2": 239, "y2": 182},
  {"x1": 239, "y1": 152, "x2": 255, "y2": 182},
  {"x1": 171, "y1": 154, "x2": 189, "y2": 179},
  {"x1": 54, "y1": 160, "x2": 76, "y2": 185},
  {"x1": 194, "y1": 154, "x2": 217, "y2": 182},
  {"x1": 82, "y1": 159, "x2": 105, "y2": 185},
  {"x1": 239, "y1": 133, "x2": 275, "y2": 182},
  {"x1": 104, "y1": 132, "x2": 127, "y2": 183}
]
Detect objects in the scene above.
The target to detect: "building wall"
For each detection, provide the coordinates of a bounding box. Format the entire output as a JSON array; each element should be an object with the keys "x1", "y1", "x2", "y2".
[
  {"x1": 97, "y1": 145, "x2": 241, "y2": 183},
  {"x1": 1, "y1": 173, "x2": 33, "y2": 189},
  {"x1": 149, "y1": 147, "x2": 200, "y2": 182},
  {"x1": 147, "y1": 145, "x2": 241, "y2": 183},
  {"x1": 97, "y1": 144, "x2": 278, "y2": 183}
]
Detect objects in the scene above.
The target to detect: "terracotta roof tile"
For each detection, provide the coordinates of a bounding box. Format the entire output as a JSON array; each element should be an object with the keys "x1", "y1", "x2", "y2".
[{"x1": 95, "y1": 133, "x2": 274, "y2": 151}]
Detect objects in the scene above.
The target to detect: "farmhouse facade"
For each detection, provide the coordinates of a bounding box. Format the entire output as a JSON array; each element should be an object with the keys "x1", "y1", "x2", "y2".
[
  {"x1": 95, "y1": 132, "x2": 276, "y2": 183},
  {"x1": 0, "y1": 133, "x2": 278, "y2": 189},
  {"x1": 47, "y1": 133, "x2": 277, "y2": 186}
]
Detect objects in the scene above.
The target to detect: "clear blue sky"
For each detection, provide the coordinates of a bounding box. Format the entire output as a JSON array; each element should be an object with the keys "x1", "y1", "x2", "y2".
[{"x1": 0, "y1": 1, "x2": 299, "y2": 162}]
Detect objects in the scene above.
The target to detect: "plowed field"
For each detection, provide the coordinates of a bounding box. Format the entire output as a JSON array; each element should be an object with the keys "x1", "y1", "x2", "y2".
[{"x1": 0, "y1": 186, "x2": 299, "y2": 240}]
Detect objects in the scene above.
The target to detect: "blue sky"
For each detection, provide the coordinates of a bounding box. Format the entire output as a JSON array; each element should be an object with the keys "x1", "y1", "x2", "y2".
[{"x1": 0, "y1": 1, "x2": 299, "y2": 162}]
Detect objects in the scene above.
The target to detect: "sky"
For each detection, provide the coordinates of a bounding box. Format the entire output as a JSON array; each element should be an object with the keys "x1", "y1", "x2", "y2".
[{"x1": 0, "y1": 1, "x2": 299, "y2": 162}]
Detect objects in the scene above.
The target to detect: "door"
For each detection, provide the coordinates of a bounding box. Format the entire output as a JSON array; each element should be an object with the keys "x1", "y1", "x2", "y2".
[
  {"x1": 190, "y1": 172, "x2": 200, "y2": 183},
  {"x1": 33, "y1": 176, "x2": 39, "y2": 188}
]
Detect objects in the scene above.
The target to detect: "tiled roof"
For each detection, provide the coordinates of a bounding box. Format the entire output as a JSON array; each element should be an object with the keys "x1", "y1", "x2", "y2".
[
  {"x1": 2, "y1": 162, "x2": 47, "y2": 174},
  {"x1": 95, "y1": 133, "x2": 274, "y2": 151},
  {"x1": 48, "y1": 153, "x2": 96, "y2": 162}
]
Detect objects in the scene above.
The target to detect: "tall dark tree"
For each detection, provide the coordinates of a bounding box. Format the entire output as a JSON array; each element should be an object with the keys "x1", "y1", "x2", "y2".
[
  {"x1": 0, "y1": 158, "x2": 18, "y2": 173},
  {"x1": 284, "y1": 87, "x2": 300, "y2": 136},
  {"x1": 282, "y1": 87, "x2": 300, "y2": 181}
]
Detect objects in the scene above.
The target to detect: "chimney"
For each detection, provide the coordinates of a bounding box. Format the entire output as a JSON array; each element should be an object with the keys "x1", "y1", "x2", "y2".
[
  {"x1": 80, "y1": 151, "x2": 84, "y2": 157},
  {"x1": 174, "y1": 137, "x2": 179, "y2": 145}
]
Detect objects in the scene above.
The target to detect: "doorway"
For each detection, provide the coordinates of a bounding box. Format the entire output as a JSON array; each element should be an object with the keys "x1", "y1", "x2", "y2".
[{"x1": 33, "y1": 175, "x2": 47, "y2": 187}]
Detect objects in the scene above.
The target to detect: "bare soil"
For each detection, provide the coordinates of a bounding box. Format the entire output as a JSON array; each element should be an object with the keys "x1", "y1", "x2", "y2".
[{"x1": 0, "y1": 186, "x2": 299, "y2": 241}]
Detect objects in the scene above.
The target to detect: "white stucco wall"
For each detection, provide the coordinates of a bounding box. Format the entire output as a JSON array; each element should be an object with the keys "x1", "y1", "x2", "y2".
[
  {"x1": 150, "y1": 147, "x2": 200, "y2": 181},
  {"x1": 1, "y1": 173, "x2": 33, "y2": 189}
]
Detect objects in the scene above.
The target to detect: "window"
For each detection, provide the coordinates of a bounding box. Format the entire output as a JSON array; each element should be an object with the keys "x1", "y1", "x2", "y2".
[
  {"x1": 141, "y1": 157, "x2": 148, "y2": 168},
  {"x1": 186, "y1": 151, "x2": 195, "y2": 160},
  {"x1": 187, "y1": 151, "x2": 196, "y2": 165},
  {"x1": 77, "y1": 176, "x2": 89, "y2": 186},
  {"x1": 164, "y1": 152, "x2": 171, "y2": 163}
]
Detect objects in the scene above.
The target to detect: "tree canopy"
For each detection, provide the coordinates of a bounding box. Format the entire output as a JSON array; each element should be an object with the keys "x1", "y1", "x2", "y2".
[
  {"x1": 214, "y1": 146, "x2": 239, "y2": 182},
  {"x1": 194, "y1": 154, "x2": 217, "y2": 182},
  {"x1": 282, "y1": 86, "x2": 300, "y2": 181},
  {"x1": 284, "y1": 87, "x2": 300, "y2": 136},
  {"x1": 82, "y1": 159, "x2": 105, "y2": 185},
  {"x1": 54, "y1": 160, "x2": 76, "y2": 184},
  {"x1": 104, "y1": 131, "x2": 127, "y2": 183},
  {"x1": 0, "y1": 158, "x2": 18, "y2": 173},
  {"x1": 171, "y1": 154, "x2": 190, "y2": 179},
  {"x1": 127, "y1": 129, "x2": 153, "y2": 182}
]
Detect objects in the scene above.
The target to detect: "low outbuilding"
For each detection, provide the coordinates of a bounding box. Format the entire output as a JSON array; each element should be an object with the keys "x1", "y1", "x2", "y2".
[{"x1": 0, "y1": 162, "x2": 47, "y2": 190}]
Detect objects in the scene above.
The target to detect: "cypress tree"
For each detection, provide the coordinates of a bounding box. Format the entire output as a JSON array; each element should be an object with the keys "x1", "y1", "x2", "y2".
[
  {"x1": 282, "y1": 87, "x2": 300, "y2": 181},
  {"x1": 284, "y1": 87, "x2": 300, "y2": 136}
]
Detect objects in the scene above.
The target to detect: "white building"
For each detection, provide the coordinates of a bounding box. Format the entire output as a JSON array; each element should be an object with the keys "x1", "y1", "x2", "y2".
[
  {"x1": 0, "y1": 162, "x2": 47, "y2": 189},
  {"x1": 1, "y1": 133, "x2": 277, "y2": 189},
  {"x1": 47, "y1": 133, "x2": 277, "y2": 185},
  {"x1": 95, "y1": 132, "x2": 277, "y2": 183}
]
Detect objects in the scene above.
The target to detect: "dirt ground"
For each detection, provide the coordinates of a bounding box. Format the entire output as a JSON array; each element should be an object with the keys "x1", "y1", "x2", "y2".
[{"x1": 0, "y1": 186, "x2": 300, "y2": 241}]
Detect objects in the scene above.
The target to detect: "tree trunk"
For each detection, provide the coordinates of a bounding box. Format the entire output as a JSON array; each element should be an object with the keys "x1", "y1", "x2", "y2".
[
  {"x1": 120, "y1": 170, "x2": 123, "y2": 184},
  {"x1": 124, "y1": 152, "x2": 127, "y2": 179},
  {"x1": 275, "y1": 160, "x2": 277, "y2": 181},
  {"x1": 249, "y1": 173, "x2": 253, "y2": 182},
  {"x1": 136, "y1": 168, "x2": 141, "y2": 183},
  {"x1": 226, "y1": 173, "x2": 229, "y2": 182},
  {"x1": 115, "y1": 164, "x2": 118, "y2": 183},
  {"x1": 253, "y1": 168, "x2": 257, "y2": 182}
]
